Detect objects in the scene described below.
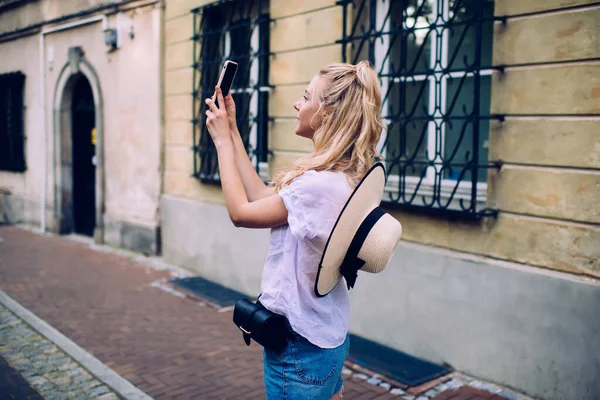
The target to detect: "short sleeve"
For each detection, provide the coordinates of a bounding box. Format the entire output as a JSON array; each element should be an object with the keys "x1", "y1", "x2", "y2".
[{"x1": 278, "y1": 171, "x2": 350, "y2": 247}]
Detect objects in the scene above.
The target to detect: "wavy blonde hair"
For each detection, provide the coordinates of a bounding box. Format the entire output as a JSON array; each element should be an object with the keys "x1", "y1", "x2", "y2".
[{"x1": 271, "y1": 61, "x2": 383, "y2": 191}]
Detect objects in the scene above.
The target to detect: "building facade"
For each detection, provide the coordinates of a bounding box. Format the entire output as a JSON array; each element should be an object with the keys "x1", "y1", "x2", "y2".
[
  {"x1": 162, "y1": 1, "x2": 600, "y2": 400},
  {"x1": 0, "y1": 0, "x2": 163, "y2": 254},
  {"x1": 1, "y1": 0, "x2": 599, "y2": 399}
]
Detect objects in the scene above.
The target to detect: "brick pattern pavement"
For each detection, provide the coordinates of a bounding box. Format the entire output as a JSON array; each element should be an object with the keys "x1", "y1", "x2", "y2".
[
  {"x1": 0, "y1": 226, "x2": 531, "y2": 400},
  {"x1": 0, "y1": 227, "x2": 400, "y2": 399},
  {"x1": 0, "y1": 304, "x2": 119, "y2": 399}
]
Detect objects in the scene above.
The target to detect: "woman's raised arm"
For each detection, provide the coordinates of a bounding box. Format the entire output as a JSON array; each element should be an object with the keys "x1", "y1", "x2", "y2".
[
  {"x1": 206, "y1": 88, "x2": 287, "y2": 228},
  {"x1": 223, "y1": 93, "x2": 275, "y2": 202}
]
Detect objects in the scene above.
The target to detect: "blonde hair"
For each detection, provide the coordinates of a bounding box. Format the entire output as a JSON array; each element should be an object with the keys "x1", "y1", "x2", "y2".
[{"x1": 271, "y1": 61, "x2": 383, "y2": 191}]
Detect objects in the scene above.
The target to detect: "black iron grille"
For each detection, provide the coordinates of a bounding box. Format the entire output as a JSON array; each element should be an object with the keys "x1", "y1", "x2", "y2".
[
  {"x1": 0, "y1": 71, "x2": 26, "y2": 173},
  {"x1": 192, "y1": 0, "x2": 270, "y2": 183},
  {"x1": 339, "y1": 0, "x2": 500, "y2": 218}
]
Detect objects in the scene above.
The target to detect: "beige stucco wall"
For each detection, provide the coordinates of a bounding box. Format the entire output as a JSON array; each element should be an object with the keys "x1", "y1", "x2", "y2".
[
  {"x1": 0, "y1": 0, "x2": 133, "y2": 36},
  {"x1": 162, "y1": 0, "x2": 600, "y2": 277},
  {"x1": 0, "y1": 34, "x2": 44, "y2": 222},
  {"x1": 0, "y1": 0, "x2": 163, "y2": 232}
]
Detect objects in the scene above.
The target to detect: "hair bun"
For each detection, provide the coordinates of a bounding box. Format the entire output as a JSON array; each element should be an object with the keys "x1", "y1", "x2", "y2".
[{"x1": 355, "y1": 60, "x2": 375, "y2": 87}]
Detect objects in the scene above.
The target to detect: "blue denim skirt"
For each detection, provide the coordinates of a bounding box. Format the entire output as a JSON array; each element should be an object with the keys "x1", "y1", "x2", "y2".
[{"x1": 263, "y1": 324, "x2": 350, "y2": 400}]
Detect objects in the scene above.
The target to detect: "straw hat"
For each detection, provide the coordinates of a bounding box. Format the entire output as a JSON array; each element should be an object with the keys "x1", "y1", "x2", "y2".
[{"x1": 315, "y1": 162, "x2": 402, "y2": 297}]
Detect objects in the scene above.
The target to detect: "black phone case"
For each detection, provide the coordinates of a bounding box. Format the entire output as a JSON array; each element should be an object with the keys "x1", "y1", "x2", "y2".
[{"x1": 219, "y1": 62, "x2": 238, "y2": 97}]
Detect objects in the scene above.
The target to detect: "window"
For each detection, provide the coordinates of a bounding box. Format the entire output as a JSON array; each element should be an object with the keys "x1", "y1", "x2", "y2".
[
  {"x1": 0, "y1": 71, "x2": 26, "y2": 172},
  {"x1": 192, "y1": 0, "x2": 270, "y2": 183},
  {"x1": 341, "y1": 0, "x2": 498, "y2": 218}
]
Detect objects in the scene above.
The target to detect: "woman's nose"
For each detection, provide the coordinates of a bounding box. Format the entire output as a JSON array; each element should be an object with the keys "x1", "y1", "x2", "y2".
[{"x1": 293, "y1": 101, "x2": 300, "y2": 111}]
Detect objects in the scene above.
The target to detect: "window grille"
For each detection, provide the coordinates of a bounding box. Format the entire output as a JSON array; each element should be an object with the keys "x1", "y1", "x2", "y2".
[
  {"x1": 339, "y1": 0, "x2": 500, "y2": 218},
  {"x1": 0, "y1": 71, "x2": 26, "y2": 173},
  {"x1": 0, "y1": 0, "x2": 32, "y2": 12},
  {"x1": 192, "y1": 0, "x2": 270, "y2": 183}
]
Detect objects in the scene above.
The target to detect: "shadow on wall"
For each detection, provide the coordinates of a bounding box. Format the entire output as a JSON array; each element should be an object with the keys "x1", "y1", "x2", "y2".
[{"x1": 0, "y1": 190, "x2": 12, "y2": 224}]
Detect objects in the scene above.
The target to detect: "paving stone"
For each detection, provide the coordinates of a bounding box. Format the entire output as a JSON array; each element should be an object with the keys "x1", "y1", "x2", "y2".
[
  {"x1": 53, "y1": 373, "x2": 73, "y2": 386},
  {"x1": 446, "y1": 379, "x2": 464, "y2": 389},
  {"x1": 51, "y1": 357, "x2": 71, "y2": 368},
  {"x1": 44, "y1": 393, "x2": 67, "y2": 400},
  {"x1": 480, "y1": 382, "x2": 502, "y2": 393},
  {"x1": 434, "y1": 383, "x2": 449, "y2": 392},
  {"x1": 368, "y1": 377, "x2": 383, "y2": 385},
  {"x1": 469, "y1": 379, "x2": 484, "y2": 389},
  {"x1": 21, "y1": 370, "x2": 38, "y2": 378},
  {"x1": 66, "y1": 366, "x2": 87, "y2": 378},
  {"x1": 73, "y1": 372, "x2": 94, "y2": 385},
  {"x1": 58, "y1": 361, "x2": 80, "y2": 371},
  {"x1": 0, "y1": 303, "x2": 121, "y2": 399},
  {"x1": 94, "y1": 393, "x2": 120, "y2": 400},
  {"x1": 88, "y1": 385, "x2": 111, "y2": 397},
  {"x1": 61, "y1": 388, "x2": 88, "y2": 398},
  {"x1": 30, "y1": 376, "x2": 54, "y2": 391},
  {"x1": 498, "y1": 390, "x2": 526, "y2": 400}
]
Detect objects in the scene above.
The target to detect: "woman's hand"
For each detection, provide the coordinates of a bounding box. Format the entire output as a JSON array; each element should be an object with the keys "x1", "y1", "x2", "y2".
[
  {"x1": 211, "y1": 89, "x2": 238, "y2": 133},
  {"x1": 205, "y1": 87, "x2": 231, "y2": 148}
]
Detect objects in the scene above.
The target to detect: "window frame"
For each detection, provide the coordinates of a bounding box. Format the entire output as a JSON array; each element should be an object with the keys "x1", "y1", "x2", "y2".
[
  {"x1": 341, "y1": 0, "x2": 499, "y2": 218},
  {"x1": 192, "y1": 0, "x2": 270, "y2": 184}
]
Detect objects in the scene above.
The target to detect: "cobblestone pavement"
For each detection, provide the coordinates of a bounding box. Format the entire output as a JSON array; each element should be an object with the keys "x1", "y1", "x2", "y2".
[
  {"x1": 0, "y1": 305, "x2": 119, "y2": 399},
  {"x1": 0, "y1": 226, "x2": 533, "y2": 400},
  {"x1": 0, "y1": 353, "x2": 44, "y2": 400}
]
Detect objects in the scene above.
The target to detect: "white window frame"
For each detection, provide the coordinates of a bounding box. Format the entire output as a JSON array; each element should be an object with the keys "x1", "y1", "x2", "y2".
[{"x1": 375, "y1": 0, "x2": 490, "y2": 206}]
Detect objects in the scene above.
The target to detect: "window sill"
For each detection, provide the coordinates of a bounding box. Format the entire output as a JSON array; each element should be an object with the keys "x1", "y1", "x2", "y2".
[{"x1": 383, "y1": 174, "x2": 489, "y2": 214}]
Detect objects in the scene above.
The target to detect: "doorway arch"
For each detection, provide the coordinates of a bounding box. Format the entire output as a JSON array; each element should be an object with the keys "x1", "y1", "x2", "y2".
[{"x1": 52, "y1": 47, "x2": 105, "y2": 242}]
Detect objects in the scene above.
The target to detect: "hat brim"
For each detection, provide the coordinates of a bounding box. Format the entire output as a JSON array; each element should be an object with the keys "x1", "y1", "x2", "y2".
[{"x1": 314, "y1": 162, "x2": 387, "y2": 297}]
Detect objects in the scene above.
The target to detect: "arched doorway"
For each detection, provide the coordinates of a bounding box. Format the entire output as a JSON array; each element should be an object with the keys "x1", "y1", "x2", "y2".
[
  {"x1": 52, "y1": 47, "x2": 104, "y2": 241},
  {"x1": 71, "y1": 75, "x2": 96, "y2": 236}
]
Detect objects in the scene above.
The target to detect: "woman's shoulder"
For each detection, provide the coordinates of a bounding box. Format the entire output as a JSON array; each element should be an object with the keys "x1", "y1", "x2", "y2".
[{"x1": 293, "y1": 170, "x2": 352, "y2": 193}]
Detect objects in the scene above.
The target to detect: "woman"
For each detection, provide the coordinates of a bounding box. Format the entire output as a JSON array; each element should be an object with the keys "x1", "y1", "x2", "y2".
[{"x1": 205, "y1": 61, "x2": 383, "y2": 399}]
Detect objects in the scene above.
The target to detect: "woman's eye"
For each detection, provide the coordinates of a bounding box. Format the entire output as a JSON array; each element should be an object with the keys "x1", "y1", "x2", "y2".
[{"x1": 303, "y1": 95, "x2": 308, "y2": 100}]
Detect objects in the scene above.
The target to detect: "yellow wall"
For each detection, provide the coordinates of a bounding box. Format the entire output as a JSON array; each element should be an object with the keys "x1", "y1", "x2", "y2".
[{"x1": 163, "y1": 0, "x2": 600, "y2": 277}]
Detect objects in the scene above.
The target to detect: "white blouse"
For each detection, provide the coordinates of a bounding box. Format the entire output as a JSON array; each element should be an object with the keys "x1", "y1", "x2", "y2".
[{"x1": 259, "y1": 170, "x2": 352, "y2": 348}]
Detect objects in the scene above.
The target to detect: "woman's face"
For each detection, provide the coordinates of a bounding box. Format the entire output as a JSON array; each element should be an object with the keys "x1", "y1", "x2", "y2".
[{"x1": 293, "y1": 76, "x2": 326, "y2": 140}]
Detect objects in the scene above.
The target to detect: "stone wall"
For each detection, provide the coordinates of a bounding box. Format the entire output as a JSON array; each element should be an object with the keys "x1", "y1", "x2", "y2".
[
  {"x1": 162, "y1": 0, "x2": 599, "y2": 277},
  {"x1": 159, "y1": 3, "x2": 600, "y2": 397}
]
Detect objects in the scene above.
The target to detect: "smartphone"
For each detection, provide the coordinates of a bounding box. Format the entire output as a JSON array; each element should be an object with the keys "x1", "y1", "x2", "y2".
[{"x1": 215, "y1": 60, "x2": 238, "y2": 99}]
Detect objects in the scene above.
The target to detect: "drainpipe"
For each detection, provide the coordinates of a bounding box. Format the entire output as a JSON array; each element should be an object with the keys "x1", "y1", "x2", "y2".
[{"x1": 39, "y1": 15, "x2": 107, "y2": 233}]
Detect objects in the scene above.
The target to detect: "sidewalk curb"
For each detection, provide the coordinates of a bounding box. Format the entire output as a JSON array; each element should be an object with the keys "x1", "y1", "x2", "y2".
[{"x1": 0, "y1": 291, "x2": 154, "y2": 400}]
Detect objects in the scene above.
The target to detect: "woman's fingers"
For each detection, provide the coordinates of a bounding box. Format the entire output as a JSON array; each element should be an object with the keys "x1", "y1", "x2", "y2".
[
  {"x1": 215, "y1": 86, "x2": 226, "y2": 110},
  {"x1": 205, "y1": 97, "x2": 218, "y2": 113},
  {"x1": 205, "y1": 109, "x2": 215, "y2": 122}
]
